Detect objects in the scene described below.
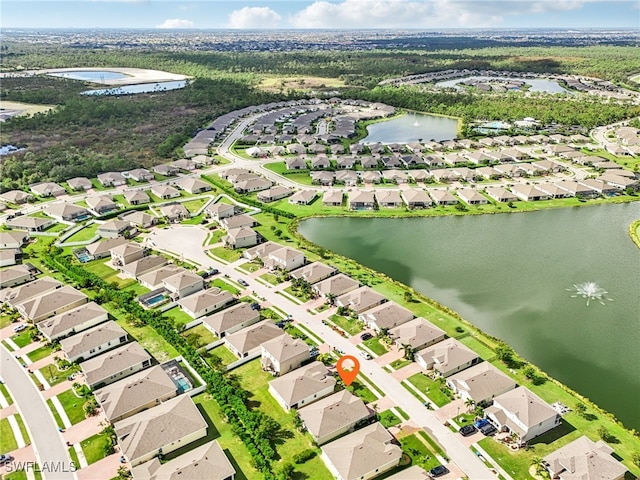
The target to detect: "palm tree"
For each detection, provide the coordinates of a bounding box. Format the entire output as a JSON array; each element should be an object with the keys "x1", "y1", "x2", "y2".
[
  {"x1": 531, "y1": 457, "x2": 549, "y2": 478},
  {"x1": 464, "y1": 397, "x2": 475, "y2": 413},
  {"x1": 401, "y1": 343, "x2": 416, "y2": 361}
]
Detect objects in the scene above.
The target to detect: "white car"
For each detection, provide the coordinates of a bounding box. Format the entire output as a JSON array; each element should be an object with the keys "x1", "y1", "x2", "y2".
[
  {"x1": 12, "y1": 324, "x2": 27, "y2": 333},
  {"x1": 359, "y1": 350, "x2": 372, "y2": 360}
]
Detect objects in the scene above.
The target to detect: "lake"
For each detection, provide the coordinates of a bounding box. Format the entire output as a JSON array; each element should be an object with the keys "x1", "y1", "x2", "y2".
[
  {"x1": 299, "y1": 203, "x2": 640, "y2": 429},
  {"x1": 360, "y1": 112, "x2": 458, "y2": 144},
  {"x1": 49, "y1": 70, "x2": 129, "y2": 82},
  {"x1": 81, "y1": 80, "x2": 188, "y2": 96},
  {"x1": 436, "y1": 76, "x2": 570, "y2": 94}
]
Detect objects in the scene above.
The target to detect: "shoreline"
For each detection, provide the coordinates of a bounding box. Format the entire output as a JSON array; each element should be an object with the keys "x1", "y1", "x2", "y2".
[{"x1": 629, "y1": 219, "x2": 640, "y2": 249}]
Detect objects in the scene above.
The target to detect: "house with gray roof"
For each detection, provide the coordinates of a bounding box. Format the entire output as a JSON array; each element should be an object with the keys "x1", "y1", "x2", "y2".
[
  {"x1": 322, "y1": 190, "x2": 343, "y2": 206},
  {"x1": 114, "y1": 395, "x2": 207, "y2": 466},
  {"x1": 401, "y1": 189, "x2": 432, "y2": 209},
  {"x1": 171, "y1": 159, "x2": 196, "y2": 171},
  {"x1": 0, "y1": 231, "x2": 28, "y2": 250},
  {"x1": 160, "y1": 203, "x2": 189, "y2": 222},
  {"x1": 388, "y1": 318, "x2": 446, "y2": 351},
  {"x1": 310, "y1": 171, "x2": 335, "y2": 186},
  {"x1": 415, "y1": 337, "x2": 480, "y2": 377},
  {"x1": 375, "y1": 190, "x2": 403, "y2": 208},
  {"x1": 17, "y1": 285, "x2": 88, "y2": 323},
  {"x1": 60, "y1": 320, "x2": 128, "y2": 362},
  {"x1": 269, "y1": 361, "x2": 335, "y2": 411},
  {"x1": 511, "y1": 184, "x2": 550, "y2": 201},
  {"x1": 458, "y1": 188, "x2": 489, "y2": 205},
  {"x1": 205, "y1": 203, "x2": 239, "y2": 221},
  {"x1": 261, "y1": 333, "x2": 310, "y2": 376},
  {"x1": 234, "y1": 178, "x2": 272, "y2": 193},
  {"x1": 151, "y1": 185, "x2": 181, "y2": 200},
  {"x1": 110, "y1": 242, "x2": 144, "y2": 266},
  {"x1": 98, "y1": 220, "x2": 131, "y2": 239},
  {"x1": 224, "y1": 226, "x2": 258, "y2": 249},
  {"x1": 486, "y1": 187, "x2": 518, "y2": 203},
  {"x1": 98, "y1": 172, "x2": 127, "y2": 187},
  {"x1": 384, "y1": 466, "x2": 431, "y2": 480},
  {"x1": 94, "y1": 365, "x2": 178, "y2": 423},
  {"x1": 127, "y1": 168, "x2": 153, "y2": 182},
  {"x1": 162, "y1": 270, "x2": 204, "y2": 299},
  {"x1": 429, "y1": 190, "x2": 458, "y2": 206},
  {"x1": 30, "y1": 182, "x2": 65, "y2": 197},
  {"x1": 321, "y1": 422, "x2": 402, "y2": 480},
  {"x1": 0, "y1": 190, "x2": 32, "y2": 204},
  {"x1": 45, "y1": 203, "x2": 90, "y2": 222},
  {"x1": 447, "y1": 362, "x2": 517, "y2": 406},
  {"x1": 5, "y1": 216, "x2": 54, "y2": 232},
  {"x1": 336, "y1": 286, "x2": 386, "y2": 315},
  {"x1": 38, "y1": 301, "x2": 109, "y2": 341},
  {"x1": 348, "y1": 190, "x2": 375, "y2": 210},
  {"x1": 290, "y1": 262, "x2": 337, "y2": 285},
  {"x1": 265, "y1": 246, "x2": 306, "y2": 272},
  {"x1": 289, "y1": 190, "x2": 317, "y2": 205},
  {"x1": 298, "y1": 390, "x2": 372, "y2": 445},
  {"x1": 120, "y1": 211, "x2": 157, "y2": 229},
  {"x1": 220, "y1": 214, "x2": 256, "y2": 231},
  {"x1": 359, "y1": 301, "x2": 414, "y2": 332},
  {"x1": 202, "y1": 302, "x2": 261, "y2": 338},
  {"x1": 285, "y1": 157, "x2": 308, "y2": 170},
  {"x1": 1, "y1": 276, "x2": 58, "y2": 307},
  {"x1": 0, "y1": 265, "x2": 36, "y2": 289},
  {"x1": 81, "y1": 342, "x2": 153, "y2": 389},
  {"x1": 123, "y1": 190, "x2": 150, "y2": 206},
  {"x1": 257, "y1": 186, "x2": 293, "y2": 203},
  {"x1": 313, "y1": 273, "x2": 359, "y2": 298},
  {"x1": 178, "y1": 288, "x2": 235, "y2": 319},
  {"x1": 138, "y1": 265, "x2": 184, "y2": 290},
  {"x1": 121, "y1": 255, "x2": 168, "y2": 280},
  {"x1": 152, "y1": 164, "x2": 177, "y2": 177},
  {"x1": 177, "y1": 178, "x2": 211, "y2": 195},
  {"x1": 224, "y1": 320, "x2": 284, "y2": 358}
]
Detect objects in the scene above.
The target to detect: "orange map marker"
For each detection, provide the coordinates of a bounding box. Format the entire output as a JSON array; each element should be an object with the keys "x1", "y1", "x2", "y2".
[{"x1": 336, "y1": 355, "x2": 360, "y2": 386}]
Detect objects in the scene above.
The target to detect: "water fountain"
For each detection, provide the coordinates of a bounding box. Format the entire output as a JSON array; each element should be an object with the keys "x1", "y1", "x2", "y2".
[{"x1": 567, "y1": 282, "x2": 612, "y2": 306}]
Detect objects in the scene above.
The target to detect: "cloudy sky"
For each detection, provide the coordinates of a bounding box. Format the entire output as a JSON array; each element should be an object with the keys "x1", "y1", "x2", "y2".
[{"x1": 2, "y1": 0, "x2": 638, "y2": 29}]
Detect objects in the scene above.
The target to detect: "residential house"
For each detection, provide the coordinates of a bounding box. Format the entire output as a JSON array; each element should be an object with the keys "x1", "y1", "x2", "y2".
[
  {"x1": 152, "y1": 164, "x2": 177, "y2": 177},
  {"x1": 206, "y1": 203, "x2": 239, "y2": 221},
  {"x1": 60, "y1": 320, "x2": 128, "y2": 362},
  {"x1": 243, "y1": 241, "x2": 282, "y2": 261},
  {"x1": 124, "y1": 190, "x2": 150, "y2": 206},
  {"x1": 121, "y1": 256, "x2": 168, "y2": 280},
  {"x1": 257, "y1": 186, "x2": 293, "y2": 203},
  {"x1": 162, "y1": 271, "x2": 204, "y2": 299},
  {"x1": 220, "y1": 214, "x2": 257, "y2": 231},
  {"x1": 599, "y1": 173, "x2": 638, "y2": 190},
  {"x1": 290, "y1": 262, "x2": 337, "y2": 285},
  {"x1": 98, "y1": 220, "x2": 132, "y2": 239},
  {"x1": 320, "y1": 422, "x2": 402, "y2": 480},
  {"x1": 313, "y1": 274, "x2": 359, "y2": 298},
  {"x1": 67, "y1": 177, "x2": 93, "y2": 191},
  {"x1": 137, "y1": 265, "x2": 185, "y2": 290},
  {"x1": 336, "y1": 286, "x2": 386, "y2": 315},
  {"x1": 1, "y1": 276, "x2": 61, "y2": 307},
  {"x1": 502, "y1": 148, "x2": 528, "y2": 162},
  {"x1": 178, "y1": 288, "x2": 235, "y2": 319},
  {"x1": 388, "y1": 318, "x2": 446, "y2": 351},
  {"x1": 151, "y1": 185, "x2": 181, "y2": 200},
  {"x1": 383, "y1": 466, "x2": 431, "y2": 480},
  {"x1": 375, "y1": 190, "x2": 403, "y2": 208},
  {"x1": 531, "y1": 159, "x2": 564, "y2": 173},
  {"x1": 429, "y1": 190, "x2": 458, "y2": 206},
  {"x1": 336, "y1": 157, "x2": 356, "y2": 169},
  {"x1": 131, "y1": 440, "x2": 235, "y2": 480},
  {"x1": 286, "y1": 144, "x2": 307, "y2": 155},
  {"x1": 298, "y1": 390, "x2": 372, "y2": 445},
  {"x1": 556, "y1": 181, "x2": 599, "y2": 198},
  {"x1": 30, "y1": 182, "x2": 65, "y2": 197},
  {"x1": 457, "y1": 188, "x2": 488, "y2": 205},
  {"x1": 485, "y1": 386, "x2": 561, "y2": 442},
  {"x1": 86, "y1": 196, "x2": 118, "y2": 215},
  {"x1": 110, "y1": 242, "x2": 145, "y2": 266},
  {"x1": 360, "y1": 157, "x2": 379, "y2": 169},
  {"x1": 359, "y1": 301, "x2": 413, "y2": 332},
  {"x1": 98, "y1": 172, "x2": 127, "y2": 187},
  {"x1": 310, "y1": 171, "x2": 335, "y2": 186},
  {"x1": 81, "y1": 342, "x2": 153, "y2": 389},
  {"x1": 114, "y1": 395, "x2": 207, "y2": 466},
  {"x1": 177, "y1": 178, "x2": 211, "y2": 195},
  {"x1": 38, "y1": 301, "x2": 109, "y2": 342},
  {"x1": 265, "y1": 246, "x2": 306, "y2": 272},
  {"x1": 361, "y1": 171, "x2": 382, "y2": 184},
  {"x1": 447, "y1": 362, "x2": 517, "y2": 406},
  {"x1": 285, "y1": 157, "x2": 308, "y2": 170},
  {"x1": 415, "y1": 338, "x2": 480, "y2": 377},
  {"x1": 381, "y1": 170, "x2": 409, "y2": 184},
  {"x1": 401, "y1": 189, "x2": 432, "y2": 209},
  {"x1": 0, "y1": 265, "x2": 36, "y2": 289},
  {"x1": 120, "y1": 211, "x2": 157, "y2": 229},
  {"x1": 543, "y1": 436, "x2": 627, "y2": 480},
  {"x1": 224, "y1": 227, "x2": 258, "y2": 249},
  {"x1": 0, "y1": 190, "x2": 32, "y2": 204},
  {"x1": 171, "y1": 159, "x2": 196, "y2": 171},
  {"x1": 95, "y1": 365, "x2": 178, "y2": 423},
  {"x1": 289, "y1": 190, "x2": 317, "y2": 205},
  {"x1": 348, "y1": 190, "x2": 376, "y2": 210},
  {"x1": 44, "y1": 203, "x2": 90, "y2": 222},
  {"x1": 5, "y1": 216, "x2": 54, "y2": 232},
  {"x1": 536, "y1": 183, "x2": 572, "y2": 199},
  {"x1": 322, "y1": 190, "x2": 343, "y2": 206},
  {"x1": 16, "y1": 285, "x2": 88, "y2": 323},
  {"x1": 127, "y1": 169, "x2": 154, "y2": 182},
  {"x1": 511, "y1": 184, "x2": 550, "y2": 201},
  {"x1": 261, "y1": 333, "x2": 310, "y2": 376},
  {"x1": 0, "y1": 231, "x2": 28, "y2": 250},
  {"x1": 494, "y1": 164, "x2": 526, "y2": 178},
  {"x1": 486, "y1": 187, "x2": 518, "y2": 203},
  {"x1": 577, "y1": 179, "x2": 618, "y2": 196},
  {"x1": 335, "y1": 170, "x2": 358, "y2": 187},
  {"x1": 224, "y1": 320, "x2": 284, "y2": 358},
  {"x1": 234, "y1": 178, "x2": 272, "y2": 193},
  {"x1": 160, "y1": 203, "x2": 189, "y2": 223},
  {"x1": 202, "y1": 302, "x2": 261, "y2": 338},
  {"x1": 381, "y1": 156, "x2": 402, "y2": 169},
  {"x1": 268, "y1": 361, "x2": 335, "y2": 411}
]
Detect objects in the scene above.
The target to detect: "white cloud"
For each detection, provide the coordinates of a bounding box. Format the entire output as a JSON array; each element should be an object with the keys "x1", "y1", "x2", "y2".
[
  {"x1": 228, "y1": 6, "x2": 281, "y2": 28},
  {"x1": 156, "y1": 18, "x2": 194, "y2": 28}
]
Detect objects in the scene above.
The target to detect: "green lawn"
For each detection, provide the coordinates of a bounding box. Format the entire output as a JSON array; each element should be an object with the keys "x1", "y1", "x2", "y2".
[
  {"x1": 182, "y1": 198, "x2": 210, "y2": 213},
  {"x1": 37, "y1": 363, "x2": 68, "y2": 387},
  {"x1": 203, "y1": 345, "x2": 237, "y2": 368},
  {"x1": 80, "y1": 432, "x2": 113, "y2": 465},
  {"x1": 264, "y1": 162, "x2": 314, "y2": 186},
  {"x1": 399, "y1": 433, "x2": 443, "y2": 472},
  {"x1": 284, "y1": 325, "x2": 317, "y2": 347},
  {"x1": 458, "y1": 335, "x2": 497, "y2": 360},
  {"x1": 0, "y1": 314, "x2": 15, "y2": 329},
  {"x1": 232, "y1": 360, "x2": 332, "y2": 478},
  {"x1": 68, "y1": 447, "x2": 80, "y2": 469},
  {"x1": 11, "y1": 328, "x2": 35, "y2": 348},
  {"x1": 181, "y1": 324, "x2": 218, "y2": 349},
  {"x1": 390, "y1": 358, "x2": 413, "y2": 370},
  {"x1": 259, "y1": 273, "x2": 281, "y2": 285},
  {"x1": 47, "y1": 398, "x2": 65, "y2": 429},
  {"x1": 210, "y1": 278, "x2": 241, "y2": 295},
  {"x1": 14, "y1": 415, "x2": 30, "y2": 446},
  {"x1": 64, "y1": 224, "x2": 99, "y2": 243},
  {"x1": 346, "y1": 378, "x2": 378, "y2": 404},
  {"x1": 209, "y1": 246, "x2": 243, "y2": 263},
  {"x1": 363, "y1": 337, "x2": 389, "y2": 356},
  {"x1": 164, "y1": 306, "x2": 195, "y2": 328},
  {"x1": 207, "y1": 228, "x2": 226, "y2": 245},
  {"x1": 57, "y1": 389, "x2": 88, "y2": 425},
  {"x1": 82, "y1": 258, "x2": 139, "y2": 288},
  {"x1": 328, "y1": 314, "x2": 364, "y2": 335},
  {"x1": 43, "y1": 222, "x2": 68, "y2": 233},
  {"x1": 26, "y1": 345, "x2": 54, "y2": 362},
  {"x1": 406, "y1": 373, "x2": 454, "y2": 407},
  {"x1": 0, "y1": 417, "x2": 18, "y2": 452},
  {"x1": 378, "y1": 409, "x2": 402, "y2": 428},
  {"x1": 0, "y1": 383, "x2": 14, "y2": 405},
  {"x1": 283, "y1": 285, "x2": 314, "y2": 302},
  {"x1": 3, "y1": 470, "x2": 27, "y2": 480}
]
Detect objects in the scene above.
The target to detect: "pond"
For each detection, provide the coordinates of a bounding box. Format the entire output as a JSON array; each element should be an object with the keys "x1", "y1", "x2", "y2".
[
  {"x1": 436, "y1": 76, "x2": 570, "y2": 94},
  {"x1": 360, "y1": 112, "x2": 458, "y2": 144},
  {"x1": 299, "y1": 203, "x2": 640, "y2": 429},
  {"x1": 0, "y1": 144, "x2": 25, "y2": 156},
  {"x1": 48, "y1": 70, "x2": 129, "y2": 82},
  {"x1": 81, "y1": 80, "x2": 188, "y2": 96}
]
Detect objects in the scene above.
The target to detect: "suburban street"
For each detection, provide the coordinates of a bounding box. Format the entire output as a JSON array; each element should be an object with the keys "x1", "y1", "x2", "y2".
[{"x1": 1, "y1": 345, "x2": 77, "y2": 480}]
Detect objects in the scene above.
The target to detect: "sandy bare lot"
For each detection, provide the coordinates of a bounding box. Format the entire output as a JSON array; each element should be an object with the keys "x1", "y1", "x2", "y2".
[{"x1": 0, "y1": 100, "x2": 55, "y2": 120}]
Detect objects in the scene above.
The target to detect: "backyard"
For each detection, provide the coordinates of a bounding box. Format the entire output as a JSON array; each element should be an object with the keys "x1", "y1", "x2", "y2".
[
  {"x1": 63, "y1": 223, "x2": 99, "y2": 243},
  {"x1": 181, "y1": 324, "x2": 218, "y2": 349},
  {"x1": 164, "y1": 306, "x2": 195, "y2": 329},
  {"x1": 203, "y1": 345, "x2": 237, "y2": 369}
]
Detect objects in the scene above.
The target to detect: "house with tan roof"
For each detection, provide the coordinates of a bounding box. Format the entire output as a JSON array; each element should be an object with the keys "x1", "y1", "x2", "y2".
[
  {"x1": 121, "y1": 255, "x2": 168, "y2": 280},
  {"x1": 320, "y1": 422, "x2": 402, "y2": 480},
  {"x1": 67, "y1": 177, "x2": 93, "y2": 191},
  {"x1": 160, "y1": 203, "x2": 189, "y2": 222},
  {"x1": 30, "y1": 182, "x2": 65, "y2": 197},
  {"x1": 447, "y1": 362, "x2": 517, "y2": 406},
  {"x1": 429, "y1": 190, "x2": 458, "y2": 205},
  {"x1": 94, "y1": 365, "x2": 178, "y2": 423},
  {"x1": 177, "y1": 178, "x2": 211, "y2": 195},
  {"x1": 205, "y1": 203, "x2": 238, "y2": 222},
  {"x1": 120, "y1": 211, "x2": 157, "y2": 229},
  {"x1": 0, "y1": 190, "x2": 32, "y2": 204},
  {"x1": 5, "y1": 216, "x2": 54, "y2": 232},
  {"x1": 85, "y1": 237, "x2": 128, "y2": 260},
  {"x1": 224, "y1": 320, "x2": 284, "y2": 358},
  {"x1": 45, "y1": 203, "x2": 90, "y2": 222},
  {"x1": 486, "y1": 187, "x2": 518, "y2": 203},
  {"x1": 178, "y1": 288, "x2": 235, "y2": 319},
  {"x1": 97, "y1": 220, "x2": 131, "y2": 239},
  {"x1": 111, "y1": 242, "x2": 145, "y2": 267},
  {"x1": 127, "y1": 168, "x2": 153, "y2": 182},
  {"x1": 298, "y1": 390, "x2": 372, "y2": 445},
  {"x1": 257, "y1": 186, "x2": 293, "y2": 203},
  {"x1": 220, "y1": 214, "x2": 256, "y2": 231},
  {"x1": 388, "y1": 318, "x2": 446, "y2": 351},
  {"x1": 243, "y1": 241, "x2": 282, "y2": 261},
  {"x1": 38, "y1": 301, "x2": 109, "y2": 341},
  {"x1": 0, "y1": 249, "x2": 17, "y2": 267},
  {"x1": 223, "y1": 226, "x2": 258, "y2": 249},
  {"x1": 171, "y1": 159, "x2": 196, "y2": 171},
  {"x1": 137, "y1": 265, "x2": 185, "y2": 290},
  {"x1": 1, "y1": 276, "x2": 59, "y2": 306},
  {"x1": 123, "y1": 190, "x2": 150, "y2": 206},
  {"x1": 191, "y1": 154, "x2": 214, "y2": 165},
  {"x1": 458, "y1": 188, "x2": 488, "y2": 205},
  {"x1": 290, "y1": 262, "x2": 337, "y2": 285},
  {"x1": 81, "y1": 342, "x2": 153, "y2": 388},
  {"x1": 401, "y1": 189, "x2": 432, "y2": 209},
  {"x1": 151, "y1": 184, "x2": 181, "y2": 200},
  {"x1": 359, "y1": 301, "x2": 414, "y2": 332},
  {"x1": 511, "y1": 184, "x2": 550, "y2": 201},
  {"x1": 289, "y1": 190, "x2": 317, "y2": 205},
  {"x1": 384, "y1": 466, "x2": 431, "y2": 479},
  {"x1": 131, "y1": 440, "x2": 235, "y2": 480},
  {"x1": 234, "y1": 178, "x2": 272, "y2": 193},
  {"x1": 375, "y1": 190, "x2": 403, "y2": 208},
  {"x1": 313, "y1": 274, "x2": 359, "y2": 298},
  {"x1": 0, "y1": 264, "x2": 36, "y2": 289},
  {"x1": 336, "y1": 286, "x2": 386, "y2": 315},
  {"x1": 348, "y1": 190, "x2": 375, "y2": 210},
  {"x1": 543, "y1": 435, "x2": 627, "y2": 480},
  {"x1": 265, "y1": 246, "x2": 306, "y2": 272},
  {"x1": 261, "y1": 333, "x2": 310, "y2": 376},
  {"x1": 60, "y1": 320, "x2": 127, "y2": 362},
  {"x1": 269, "y1": 361, "x2": 335, "y2": 411},
  {"x1": 114, "y1": 395, "x2": 207, "y2": 466},
  {"x1": 16, "y1": 285, "x2": 88, "y2": 323},
  {"x1": 322, "y1": 190, "x2": 343, "y2": 206},
  {"x1": 415, "y1": 338, "x2": 480, "y2": 377},
  {"x1": 202, "y1": 302, "x2": 261, "y2": 338},
  {"x1": 162, "y1": 271, "x2": 204, "y2": 299},
  {"x1": 98, "y1": 171, "x2": 126, "y2": 187},
  {"x1": 0, "y1": 231, "x2": 28, "y2": 250},
  {"x1": 485, "y1": 386, "x2": 561, "y2": 442}
]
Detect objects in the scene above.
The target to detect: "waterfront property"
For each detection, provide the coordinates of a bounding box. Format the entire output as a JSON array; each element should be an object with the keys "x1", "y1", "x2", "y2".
[{"x1": 415, "y1": 338, "x2": 480, "y2": 377}]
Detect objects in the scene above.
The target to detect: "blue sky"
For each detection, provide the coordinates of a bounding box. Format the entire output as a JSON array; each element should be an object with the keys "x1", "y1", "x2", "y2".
[{"x1": 2, "y1": 1, "x2": 638, "y2": 29}]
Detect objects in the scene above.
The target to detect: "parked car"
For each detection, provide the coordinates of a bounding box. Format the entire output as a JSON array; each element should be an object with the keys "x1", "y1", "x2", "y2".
[
  {"x1": 474, "y1": 418, "x2": 490, "y2": 429},
  {"x1": 429, "y1": 465, "x2": 448, "y2": 477},
  {"x1": 275, "y1": 322, "x2": 286, "y2": 329},
  {"x1": 480, "y1": 424, "x2": 497, "y2": 436},
  {"x1": 207, "y1": 268, "x2": 219, "y2": 276},
  {"x1": 358, "y1": 350, "x2": 372, "y2": 360},
  {"x1": 360, "y1": 332, "x2": 373, "y2": 341},
  {"x1": 0, "y1": 454, "x2": 13, "y2": 465},
  {"x1": 459, "y1": 424, "x2": 477, "y2": 436},
  {"x1": 250, "y1": 302, "x2": 261, "y2": 311},
  {"x1": 12, "y1": 324, "x2": 27, "y2": 333},
  {"x1": 238, "y1": 279, "x2": 249, "y2": 287}
]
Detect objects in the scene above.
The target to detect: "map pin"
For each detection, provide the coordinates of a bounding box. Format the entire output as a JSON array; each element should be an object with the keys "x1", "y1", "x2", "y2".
[{"x1": 336, "y1": 355, "x2": 360, "y2": 386}]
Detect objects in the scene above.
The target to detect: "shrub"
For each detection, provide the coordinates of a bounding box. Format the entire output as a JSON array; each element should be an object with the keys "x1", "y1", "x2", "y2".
[{"x1": 293, "y1": 449, "x2": 317, "y2": 464}]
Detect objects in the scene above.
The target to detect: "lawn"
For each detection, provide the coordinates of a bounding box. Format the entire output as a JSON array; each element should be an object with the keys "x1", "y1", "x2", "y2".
[
  {"x1": 182, "y1": 198, "x2": 210, "y2": 213},
  {"x1": 284, "y1": 325, "x2": 317, "y2": 347},
  {"x1": 390, "y1": 358, "x2": 413, "y2": 370},
  {"x1": 207, "y1": 228, "x2": 226, "y2": 245},
  {"x1": 83, "y1": 258, "x2": 139, "y2": 288},
  {"x1": 232, "y1": 360, "x2": 332, "y2": 478},
  {"x1": 181, "y1": 214, "x2": 206, "y2": 225},
  {"x1": 363, "y1": 337, "x2": 389, "y2": 356},
  {"x1": 209, "y1": 246, "x2": 243, "y2": 263},
  {"x1": 80, "y1": 432, "x2": 113, "y2": 465},
  {"x1": 37, "y1": 363, "x2": 68, "y2": 387},
  {"x1": 203, "y1": 345, "x2": 237, "y2": 368},
  {"x1": 26, "y1": 345, "x2": 54, "y2": 362},
  {"x1": 47, "y1": 398, "x2": 65, "y2": 429},
  {"x1": 14, "y1": 415, "x2": 29, "y2": 446},
  {"x1": 68, "y1": 447, "x2": 80, "y2": 469},
  {"x1": 181, "y1": 324, "x2": 218, "y2": 349},
  {"x1": 0, "y1": 417, "x2": 18, "y2": 452},
  {"x1": 0, "y1": 382, "x2": 14, "y2": 405},
  {"x1": 283, "y1": 285, "x2": 314, "y2": 302},
  {"x1": 406, "y1": 373, "x2": 454, "y2": 407},
  {"x1": 11, "y1": 328, "x2": 35, "y2": 348},
  {"x1": 378, "y1": 409, "x2": 402, "y2": 428},
  {"x1": 399, "y1": 433, "x2": 443, "y2": 472},
  {"x1": 264, "y1": 162, "x2": 314, "y2": 186},
  {"x1": 164, "y1": 306, "x2": 195, "y2": 328},
  {"x1": 57, "y1": 388, "x2": 88, "y2": 425},
  {"x1": 210, "y1": 278, "x2": 241, "y2": 295},
  {"x1": 0, "y1": 314, "x2": 15, "y2": 329},
  {"x1": 64, "y1": 224, "x2": 99, "y2": 243},
  {"x1": 259, "y1": 273, "x2": 281, "y2": 285},
  {"x1": 328, "y1": 314, "x2": 364, "y2": 335},
  {"x1": 458, "y1": 335, "x2": 496, "y2": 360},
  {"x1": 346, "y1": 378, "x2": 378, "y2": 404}
]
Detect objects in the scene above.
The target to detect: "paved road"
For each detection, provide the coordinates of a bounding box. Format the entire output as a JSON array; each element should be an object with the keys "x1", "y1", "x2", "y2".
[
  {"x1": 1, "y1": 345, "x2": 76, "y2": 480},
  {"x1": 149, "y1": 227, "x2": 495, "y2": 479}
]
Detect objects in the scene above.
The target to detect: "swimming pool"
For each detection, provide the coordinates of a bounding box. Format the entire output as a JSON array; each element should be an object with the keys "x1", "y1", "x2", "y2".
[
  {"x1": 175, "y1": 377, "x2": 191, "y2": 393},
  {"x1": 145, "y1": 294, "x2": 167, "y2": 306},
  {"x1": 76, "y1": 252, "x2": 91, "y2": 263}
]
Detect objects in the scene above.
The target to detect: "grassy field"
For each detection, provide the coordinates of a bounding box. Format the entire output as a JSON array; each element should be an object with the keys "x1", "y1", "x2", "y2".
[
  {"x1": 26, "y1": 345, "x2": 54, "y2": 362},
  {"x1": 399, "y1": 433, "x2": 444, "y2": 472},
  {"x1": 64, "y1": 223, "x2": 99, "y2": 243},
  {"x1": 232, "y1": 360, "x2": 332, "y2": 479},
  {"x1": 328, "y1": 314, "x2": 364, "y2": 335},
  {"x1": 346, "y1": 378, "x2": 378, "y2": 404},
  {"x1": 47, "y1": 398, "x2": 65, "y2": 430},
  {"x1": 10, "y1": 328, "x2": 35, "y2": 348},
  {"x1": 211, "y1": 278, "x2": 241, "y2": 295},
  {"x1": 264, "y1": 162, "x2": 314, "y2": 186},
  {"x1": 57, "y1": 388, "x2": 88, "y2": 425},
  {"x1": 203, "y1": 345, "x2": 237, "y2": 368},
  {"x1": 82, "y1": 257, "x2": 140, "y2": 288},
  {"x1": 80, "y1": 432, "x2": 112, "y2": 465},
  {"x1": 458, "y1": 335, "x2": 497, "y2": 360},
  {"x1": 182, "y1": 197, "x2": 209, "y2": 213},
  {"x1": 0, "y1": 383, "x2": 14, "y2": 405},
  {"x1": 209, "y1": 246, "x2": 243, "y2": 262},
  {"x1": 390, "y1": 358, "x2": 413, "y2": 370},
  {"x1": 0, "y1": 100, "x2": 55, "y2": 117},
  {"x1": 259, "y1": 273, "x2": 281, "y2": 285},
  {"x1": 0, "y1": 417, "x2": 18, "y2": 452},
  {"x1": 406, "y1": 373, "x2": 454, "y2": 407},
  {"x1": 37, "y1": 363, "x2": 67, "y2": 387},
  {"x1": 363, "y1": 337, "x2": 389, "y2": 356},
  {"x1": 181, "y1": 324, "x2": 217, "y2": 349},
  {"x1": 378, "y1": 409, "x2": 402, "y2": 428},
  {"x1": 164, "y1": 306, "x2": 195, "y2": 328}
]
